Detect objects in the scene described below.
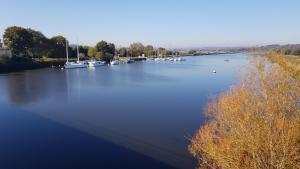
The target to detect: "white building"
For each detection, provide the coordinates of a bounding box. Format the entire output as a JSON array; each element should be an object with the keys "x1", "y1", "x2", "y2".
[{"x1": 0, "y1": 39, "x2": 12, "y2": 58}]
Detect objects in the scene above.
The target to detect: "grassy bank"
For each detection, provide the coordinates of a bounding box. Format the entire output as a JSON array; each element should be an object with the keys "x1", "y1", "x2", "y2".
[{"x1": 267, "y1": 52, "x2": 300, "y2": 80}]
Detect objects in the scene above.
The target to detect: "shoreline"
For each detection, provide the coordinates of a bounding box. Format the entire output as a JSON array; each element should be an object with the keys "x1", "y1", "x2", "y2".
[
  {"x1": 0, "y1": 60, "x2": 65, "y2": 74},
  {"x1": 0, "y1": 52, "x2": 234, "y2": 74}
]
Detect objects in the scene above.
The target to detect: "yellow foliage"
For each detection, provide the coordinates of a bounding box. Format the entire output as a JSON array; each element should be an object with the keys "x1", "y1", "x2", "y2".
[
  {"x1": 189, "y1": 57, "x2": 300, "y2": 169},
  {"x1": 267, "y1": 50, "x2": 300, "y2": 81}
]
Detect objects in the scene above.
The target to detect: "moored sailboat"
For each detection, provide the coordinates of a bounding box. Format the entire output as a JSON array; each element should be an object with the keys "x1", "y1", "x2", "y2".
[
  {"x1": 64, "y1": 40, "x2": 87, "y2": 69},
  {"x1": 88, "y1": 60, "x2": 105, "y2": 67}
]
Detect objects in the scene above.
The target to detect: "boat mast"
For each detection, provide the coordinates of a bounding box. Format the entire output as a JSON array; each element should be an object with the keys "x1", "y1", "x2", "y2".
[
  {"x1": 66, "y1": 40, "x2": 69, "y2": 63},
  {"x1": 77, "y1": 43, "x2": 79, "y2": 62}
]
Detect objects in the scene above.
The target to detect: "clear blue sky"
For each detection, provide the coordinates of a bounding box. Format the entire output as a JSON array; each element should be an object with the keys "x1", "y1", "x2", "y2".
[{"x1": 1, "y1": 0, "x2": 300, "y2": 48}]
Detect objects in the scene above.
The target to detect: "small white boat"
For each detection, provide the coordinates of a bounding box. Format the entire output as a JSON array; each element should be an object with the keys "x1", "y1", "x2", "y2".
[
  {"x1": 64, "y1": 40, "x2": 87, "y2": 69},
  {"x1": 110, "y1": 60, "x2": 119, "y2": 65},
  {"x1": 212, "y1": 70, "x2": 216, "y2": 73},
  {"x1": 88, "y1": 60, "x2": 105, "y2": 67},
  {"x1": 147, "y1": 58, "x2": 154, "y2": 61},
  {"x1": 174, "y1": 57, "x2": 186, "y2": 61},
  {"x1": 65, "y1": 61, "x2": 87, "y2": 69}
]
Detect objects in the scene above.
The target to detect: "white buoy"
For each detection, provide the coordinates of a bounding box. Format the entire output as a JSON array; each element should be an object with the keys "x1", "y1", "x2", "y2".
[{"x1": 212, "y1": 70, "x2": 216, "y2": 73}]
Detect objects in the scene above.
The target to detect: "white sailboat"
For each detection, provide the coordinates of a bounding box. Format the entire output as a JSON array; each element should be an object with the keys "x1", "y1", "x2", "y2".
[
  {"x1": 88, "y1": 60, "x2": 105, "y2": 67},
  {"x1": 110, "y1": 60, "x2": 119, "y2": 65},
  {"x1": 64, "y1": 40, "x2": 87, "y2": 69}
]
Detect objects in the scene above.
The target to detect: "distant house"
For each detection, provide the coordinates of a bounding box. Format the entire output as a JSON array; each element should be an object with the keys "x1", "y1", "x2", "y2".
[{"x1": 0, "y1": 39, "x2": 12, "y2": 59}]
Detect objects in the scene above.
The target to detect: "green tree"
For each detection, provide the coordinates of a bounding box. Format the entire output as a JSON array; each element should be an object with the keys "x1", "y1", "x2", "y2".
[
  {"x1": 158, "y1": 47, "x2": 166, "y2": 57},
  {"x1": 107, "y1": 43, "x2": 116, "y2": 55},
  {"x1": 95, "y1": 41, "x2": 115, "y2": 62},
  {"x1": 95, "y1": 52, "x2": 103, "y2": 60},
  {"x1": 117, "y1": 47, "x2": 128, "y2": 57},
  {"x1": 188, "y1": 50, "x2": 197, "y2": 55},
  {"x1": 166, "y1": 50, "x2": 174, "y2": 56},
  {"x1": 96, "y1": 41, "x2": 108, "y2": 53},
  {"x1": 102, "y1": 53, "x2": 114, "y2": 62},
  {"x1": 27, "y1": 28, "x2": 52, "y2": 58},
  {"x1": 3, "y1": 26, "x2": 33, "y2": 57},
  {"x1": 128, "y1": 42, "x2": 144, "y2": 57},
  {"x1": 88, "y1": 47, "x2": 97, "y2": 59},
  {"x1": 144, "y1": 45, "x2": 155, "y2": 57},
  {"x1": 51, "y1": 36, "x2": 66, "y2": 48},
  {"x1": 47, "y1": 35, "x2": 67, "y2": 58},
  {"x1": 79, "y1": 46, "x2": 89, "y2": 57}
]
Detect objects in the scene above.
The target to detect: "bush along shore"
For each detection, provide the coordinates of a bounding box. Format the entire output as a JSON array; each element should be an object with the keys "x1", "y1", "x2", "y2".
[{"x1": 189, "y1": 53, "x2": 300, "y2": 169}]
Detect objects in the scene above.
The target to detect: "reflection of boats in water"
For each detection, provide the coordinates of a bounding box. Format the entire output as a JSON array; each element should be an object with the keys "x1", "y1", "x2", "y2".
[
  {"x1": 110, "y1": 60, "x2": 119, "y2": 65},
  {"x1": 174, "y1": 57, "x2": 186, "y2": 61},
  {"x1": 154, "y1": 58, "x2": 160, "y2": 62},
  {"x1": 88, "y1": 60, "x2": 105, "y2": 67},
  {"x1": 64, "y1": 40, "x2": 87, "y2": 69},
  {"x1": 154, "y1": 57, "x2": 186, "y2": 62},
  {"x1": 127, "y1": 59, "x2": 135, "y2": 64},
  {"x1": 224, "y1": 59, "x2": 230, "y2": 62},
  {"x1": 147, "y1": 58, "x2": 154, "y2": 61}
]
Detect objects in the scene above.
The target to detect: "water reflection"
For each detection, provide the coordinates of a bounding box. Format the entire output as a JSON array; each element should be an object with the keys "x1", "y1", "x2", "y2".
[
  {"x1": 6, "y1": 70, "x2": 68, "y2": 105},
  {"x1": 0, "y1": 103, "x2": 175, "y2": 169},
  {"x1": 0, "y1": 54, "x2": 249, "y2": 169}
]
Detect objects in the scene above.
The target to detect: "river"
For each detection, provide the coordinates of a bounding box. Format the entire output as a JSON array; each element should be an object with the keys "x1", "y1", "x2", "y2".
[{"x1": 0, "y1": 53, "x2": 248, "y2": 169}]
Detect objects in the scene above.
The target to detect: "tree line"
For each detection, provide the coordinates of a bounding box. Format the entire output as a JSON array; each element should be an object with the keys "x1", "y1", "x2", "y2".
[
  {"x1": 2, "y1": 26, "x2": 116, "y2": 62},
  {"x1": 115, "y1": 43, "x2": 176, "y2": 58},
  {"x1": 2, "y1": 26, "x2": 176, "y2": 63},
  {"x1": 253, "y1": 44, "x2": 300, "y2": 56}
]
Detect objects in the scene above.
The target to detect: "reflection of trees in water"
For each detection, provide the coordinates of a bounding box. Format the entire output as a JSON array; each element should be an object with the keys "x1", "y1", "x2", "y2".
[
  {"x1": 86, "y1": 63, "x2": 171, "y2": 87},
  {"x1": 7, "y1": 69, "x2": 68, "y2": 105},
  {"x1": 5, "y1": 63, "x2": 171, "y2": 105},
  {"x1": 76, "y1": 64, "x2": 148, "y2": 87}
]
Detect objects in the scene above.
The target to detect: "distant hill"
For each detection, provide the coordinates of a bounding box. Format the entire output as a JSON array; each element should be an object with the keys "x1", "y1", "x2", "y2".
[
  {"x1": 258, "y1": 44, "x2": 300, "y2": 50},
  {"x1": 172, "y1": 44, "x2": 300, "y2": 55}
]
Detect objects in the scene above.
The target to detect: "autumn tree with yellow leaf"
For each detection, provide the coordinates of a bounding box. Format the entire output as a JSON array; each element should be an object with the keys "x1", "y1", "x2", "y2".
[{"x1": 189, "y1": 56, "x2": 300, "y2": 169}]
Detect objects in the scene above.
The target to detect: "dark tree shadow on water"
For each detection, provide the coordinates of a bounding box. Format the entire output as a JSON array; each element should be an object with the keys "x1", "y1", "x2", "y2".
[{"x1": 0, "y1": 105, "x2": 176, "y2": 169}]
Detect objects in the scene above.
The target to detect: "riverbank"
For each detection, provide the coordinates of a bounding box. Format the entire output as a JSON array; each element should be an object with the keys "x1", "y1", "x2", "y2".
[
  {"x1": 267, "y1": 52, "x2": 300, "y2": 80},
  {"x1": 0, "y1": 52, "x2": 232, "y2": 73},
  {"x1": 0, "y1": 59, "x2": 65, "y2": 73},
  {"x1": 180, "y1": 51, "x2": 229, "y2": 56}
]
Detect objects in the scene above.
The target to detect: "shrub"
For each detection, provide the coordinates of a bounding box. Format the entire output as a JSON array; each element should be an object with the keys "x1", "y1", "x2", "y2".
[{"x1": 189, "y1": 57, "x2": 300, "y2": 169}]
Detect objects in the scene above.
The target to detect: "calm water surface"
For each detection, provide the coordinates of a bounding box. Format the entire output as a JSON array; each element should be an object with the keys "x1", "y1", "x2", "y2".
[{"x1": 0, "y1": 54, "x2": 248, "y2": 169}]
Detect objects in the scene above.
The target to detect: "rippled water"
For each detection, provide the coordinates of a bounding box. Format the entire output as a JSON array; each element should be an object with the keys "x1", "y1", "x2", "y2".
[{"x1": 0, "y1": 53, "x2": 248, "y2": 169}]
